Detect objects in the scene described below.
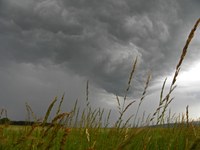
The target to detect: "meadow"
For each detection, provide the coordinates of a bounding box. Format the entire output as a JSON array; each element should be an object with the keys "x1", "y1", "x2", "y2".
[{"x1": 0, "y1": 18, "x2": 200, "y2": 150}]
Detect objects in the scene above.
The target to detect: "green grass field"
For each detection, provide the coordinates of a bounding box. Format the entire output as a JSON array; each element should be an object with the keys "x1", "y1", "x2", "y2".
[
  {"x1": 1, "y1": 124, "x2": 200, "y2": 149},
  {"x1": 0, "y1": 18, "x2": 200, "y2": 150}
]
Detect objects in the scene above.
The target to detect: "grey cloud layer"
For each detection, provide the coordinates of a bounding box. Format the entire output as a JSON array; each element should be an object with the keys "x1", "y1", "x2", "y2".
[{"x1": 0, "y1": 0, "x2": 199, "y2": 95}]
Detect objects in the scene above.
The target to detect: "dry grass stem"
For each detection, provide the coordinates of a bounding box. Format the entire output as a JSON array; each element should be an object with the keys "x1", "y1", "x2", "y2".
[
  {"x1": 56, "y1": 93, "x2": 65, "y2": 115},
  {"x1": 42, "y1": 97, "x2": 58, "y2": 126},
  {"x1": 123, "y1": 57, "x2": 138, "y2": 110},
  {"x1": 186, "y1": 105, "x2": 189, "y2": 127},
  {"x1": 134, "y1": 73, "x2": 151, "y2": 126}
]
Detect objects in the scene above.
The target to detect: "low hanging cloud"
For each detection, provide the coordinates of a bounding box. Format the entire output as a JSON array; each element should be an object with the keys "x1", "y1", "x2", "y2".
[{"x1": 0, "y1": 0, "x2": 200, "y2": 120}]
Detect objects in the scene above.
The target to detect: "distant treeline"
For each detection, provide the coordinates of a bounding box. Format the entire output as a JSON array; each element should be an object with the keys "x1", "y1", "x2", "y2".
[
  {"x1": 1, "y1": 117, "x2": 200, "y2": 127},
  {"x1": 10, "y1": 121, "x2": 35, "y2": 126},
  {"x1": 0, "y1": 117, "x2": 52, "y2": 126}
]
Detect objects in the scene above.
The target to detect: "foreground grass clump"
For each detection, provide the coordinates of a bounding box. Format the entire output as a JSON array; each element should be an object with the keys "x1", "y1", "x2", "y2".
[{"x1": 0, "y1": 18, "x2": 200, "y2": 150}]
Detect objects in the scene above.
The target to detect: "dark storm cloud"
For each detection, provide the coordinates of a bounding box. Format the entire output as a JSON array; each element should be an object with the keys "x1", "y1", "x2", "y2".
[
  {"x1": 0, "y1": 0, "x2": 199, "y2": 97},
  {"x1": 0, "y1": 61, "x2": 87, "y2": 120}
]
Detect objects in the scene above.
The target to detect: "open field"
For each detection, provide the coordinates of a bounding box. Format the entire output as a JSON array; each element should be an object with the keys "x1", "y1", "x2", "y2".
[
  {"x1": 1, "y1": 124, "x2": 200, "y2": 150},
  {"x1": 0, "y1": 19, "x2": 200, "y2": 150}
]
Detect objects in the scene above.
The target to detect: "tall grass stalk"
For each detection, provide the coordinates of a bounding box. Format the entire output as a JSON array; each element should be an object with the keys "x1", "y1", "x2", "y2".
[
  {"x1": 25, "y1": 103, "x2": 37, "y2": 122},
  {"x1": 150, "y1": 18, "x2": 200, "y2": 125},
  {"x1": 115, "y1": 57, "x2": 138, "y2": 128},
  {"x1": 56, "y1": 93, "x2": 65, "y2": 115},
  {"x1": 42, "y1": 97, "x2": 57, "y2": 126},
  {"x1": 134, "y1": 73, "x2": 151, "y2": 126}
]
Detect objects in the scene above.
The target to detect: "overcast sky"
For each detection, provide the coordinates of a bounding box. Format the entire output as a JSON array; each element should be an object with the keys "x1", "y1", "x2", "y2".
[{"x1": 0, "y1": 0, "x2": 200, "y2": 124}]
